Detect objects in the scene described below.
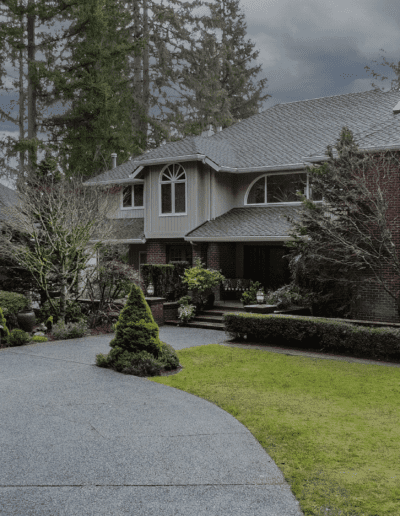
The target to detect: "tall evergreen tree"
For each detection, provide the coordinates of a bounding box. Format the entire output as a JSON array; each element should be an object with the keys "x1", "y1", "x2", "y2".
[
  {"x1": 40, "y1": 0, "x2": 144, "y2": 178},
  {"x1": 155, "y1": 0, "x2": 270, "y2": 137}
]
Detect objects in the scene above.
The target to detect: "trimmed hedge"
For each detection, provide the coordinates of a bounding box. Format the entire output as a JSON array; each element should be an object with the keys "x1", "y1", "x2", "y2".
[{"x1": 223, "y1": 313, "x2": 400, "y2": 361}]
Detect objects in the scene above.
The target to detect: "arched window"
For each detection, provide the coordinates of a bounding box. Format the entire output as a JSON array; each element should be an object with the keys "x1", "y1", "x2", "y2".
[
  {"x1": 160, "y1": 163, "x2": 187, "y2": 215},
  {"x1": 245, "y1": 172, "x2": 321, "y2": 205}
]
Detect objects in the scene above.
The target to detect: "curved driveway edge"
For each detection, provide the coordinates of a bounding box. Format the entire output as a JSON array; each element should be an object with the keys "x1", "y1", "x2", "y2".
[{"x1": 0, "y1": 329, "x2": 305, "y2": 516}]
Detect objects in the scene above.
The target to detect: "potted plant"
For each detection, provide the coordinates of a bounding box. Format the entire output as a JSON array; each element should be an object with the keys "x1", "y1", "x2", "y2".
[
  {"x1": 16, "y1": 291, "x2": 36, "y2": 333},
  {"x1": 182, "y1": 258, "x2": 225, "y2": 311}
]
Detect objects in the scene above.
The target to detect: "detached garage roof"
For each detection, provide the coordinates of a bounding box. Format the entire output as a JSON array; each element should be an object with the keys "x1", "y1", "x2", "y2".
[{"x1": 185, "y1": 206, "x2": 302, "y2": 242}]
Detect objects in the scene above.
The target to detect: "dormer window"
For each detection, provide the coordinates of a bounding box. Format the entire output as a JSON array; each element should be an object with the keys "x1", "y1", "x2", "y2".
[
  {"x1": 160, "y1": 163, "x2": 187, "y2": 215},
  {"x1": 122, "y1": 183, "x2": 144, "y2": 208},
  {"x1": 245, "y1": 172, "x2": 322, "y2": 205}
]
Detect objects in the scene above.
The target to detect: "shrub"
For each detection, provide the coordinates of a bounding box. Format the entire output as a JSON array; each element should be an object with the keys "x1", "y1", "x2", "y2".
[
  {"x1": 178, "y1": 304, "x2": 196, "y2": 323},
  {"x1": 169, "y1": 261, "x2": 191, "y2": 300},
  {"x1": 38, "y1": 299, "x2": 86, "y2": 325},
  {"x1": 223, "y1": 312, "x2": 400, "y2": 361},
  {"x1": 8, "y1": 328, "x2": 31, "y2": 346},
  {"x1": 0, "y1": 307, "x2": 10, "y2": 344},
  {"x1": 141, "y1": 263, "x2": 174, "y2": 297},
  {"x1": 95, "y1": 283, "x2": 180, "y2": 376},
  {"x1": 240, "y1": 281, "x2": 264, "y2": 305},
  {"x1": 84, "y1": 258, "x2": 139, "y2": 308},
  {"x1": 0, "y1": 291, "x2": 28, "y2": 320},
  {"x1": 51, "y1": 320, "x2": 89, "y2": 340},
  {"x1": 31, "y1": 335, "x2": 48, "y2": 343},
  {"x1": 264, "y1": 283, "x2": 311, "y2": 309},
  {"x1": 182, "y1": 258, "x2": 224, "y2": 308}
]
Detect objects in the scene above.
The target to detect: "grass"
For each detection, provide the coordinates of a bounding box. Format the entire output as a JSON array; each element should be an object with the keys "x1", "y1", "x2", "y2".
[{"x1": 147, "y1": 343, "x2": 400, "y2": 516}]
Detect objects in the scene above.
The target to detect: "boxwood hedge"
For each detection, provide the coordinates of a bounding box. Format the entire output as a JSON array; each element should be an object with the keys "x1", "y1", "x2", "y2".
[{"x1": 223, "y1": 312, "x2": 400, "y2": 361}]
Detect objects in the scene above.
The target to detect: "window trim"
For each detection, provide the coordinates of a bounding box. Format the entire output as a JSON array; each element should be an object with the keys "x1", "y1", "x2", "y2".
[
  {"x1": 159, "y1": 163, "x2": 187, "y2": 217},
  {"x1": 121, "y1": 182, "x2": 144, "y2": 210},
  {"x1": 244, "y1": 171, "x2": 323, "y2": 206}
]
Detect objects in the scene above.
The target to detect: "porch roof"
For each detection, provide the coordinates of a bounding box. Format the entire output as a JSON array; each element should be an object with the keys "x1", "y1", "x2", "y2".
[
  {"x1": 90, "y1": 218, "x2": 146, "y2": 244},
  {"x1": 185, "y1": 206, "x2": 302, "y2": 242}
]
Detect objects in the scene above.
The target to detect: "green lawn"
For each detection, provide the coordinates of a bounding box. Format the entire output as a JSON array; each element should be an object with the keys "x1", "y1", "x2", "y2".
[{"x1": 147, "y1": 344, "x2": 400, "y2": 516}]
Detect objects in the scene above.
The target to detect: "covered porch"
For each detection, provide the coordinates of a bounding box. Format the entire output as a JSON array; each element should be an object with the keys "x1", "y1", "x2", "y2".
[{"x1": 185, "y1": 205, "x2": 301, "y2": 300}]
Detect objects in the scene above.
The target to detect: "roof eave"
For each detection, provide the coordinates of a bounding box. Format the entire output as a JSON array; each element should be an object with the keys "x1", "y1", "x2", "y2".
[
  {"x1": 185, "y1": 235, "x2": 294, "y2": 242},
  {"x1": 303, "y1": 143, "x2": 400, "y2": 163},
  {"x1": 89, "y1": 238, "x2": 146, "y2": 244}
]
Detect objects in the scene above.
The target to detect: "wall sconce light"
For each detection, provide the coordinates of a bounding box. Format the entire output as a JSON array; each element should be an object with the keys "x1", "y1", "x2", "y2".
[
  {"x1": 147, "y1": 282, "x2": 155, "y2": 296},
  {"x1": 256, "y1": 290, "x2": 264, "y2": 304}
]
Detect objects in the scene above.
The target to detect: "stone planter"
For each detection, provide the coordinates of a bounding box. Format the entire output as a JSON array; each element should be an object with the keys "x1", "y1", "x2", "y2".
[{"x1": 17, "y1": 311, "x2": 36, "y2": 332}]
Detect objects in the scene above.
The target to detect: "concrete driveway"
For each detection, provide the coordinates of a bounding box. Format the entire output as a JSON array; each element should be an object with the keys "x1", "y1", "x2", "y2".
[{"x1": 0, "y1": 327, "x2": 304, "y2": 516}]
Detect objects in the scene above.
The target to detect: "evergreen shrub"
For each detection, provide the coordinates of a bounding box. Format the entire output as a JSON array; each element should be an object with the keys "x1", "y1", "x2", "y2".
[
  {"x1": 96, "y1": 283, "x2": 180, "y2": 376},
  {"x1": 31, "y1": 335, "x2": 48, "y2": 343},
  {"x1": 8, "y1": 328, "x2": 31, "y2": 346},
  {"x1": 141, "y1": 264, "x2": 174, "y2": 297},
  {"x1": 223, "y1": 313, "x2": 400, "y2": 361},
  {"x1": 0, "y1": 307, "x2": 10, "y2": 343},
  {"x1": 0, "y1": 291, "x2": 28, "y2": 319},
  {"x1": 51, "y1": 320, "x2": 89, "y2": 340}
]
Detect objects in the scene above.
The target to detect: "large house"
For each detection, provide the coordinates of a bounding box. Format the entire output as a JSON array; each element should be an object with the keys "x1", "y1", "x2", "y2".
[{"x1": 85, "y1": 89, "x2": 400, "y2": 323}]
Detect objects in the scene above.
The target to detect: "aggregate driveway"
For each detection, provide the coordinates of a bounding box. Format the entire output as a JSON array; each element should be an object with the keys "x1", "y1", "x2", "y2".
[{"x1": 0, "y1": 327, "x2": 305, "y2": 516}]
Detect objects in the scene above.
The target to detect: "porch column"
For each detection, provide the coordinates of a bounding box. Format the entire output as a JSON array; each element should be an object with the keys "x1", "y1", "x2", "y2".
[
  {"x1": 146, "y1": 240, "x2": 166, "y2": 264},
  {"x1": 207, "y1": 242, "x2": 221, "y2": 301}
]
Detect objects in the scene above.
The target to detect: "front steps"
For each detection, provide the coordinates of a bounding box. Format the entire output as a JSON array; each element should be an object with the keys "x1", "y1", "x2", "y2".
[{"x1": 164, "y1": 305, "x2": 245, "y2": 331}]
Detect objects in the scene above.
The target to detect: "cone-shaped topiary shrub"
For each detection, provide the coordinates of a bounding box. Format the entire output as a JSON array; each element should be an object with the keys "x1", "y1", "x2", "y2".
[{"x1": 96, "y1": 282, "x2": 180, "y2": 376}]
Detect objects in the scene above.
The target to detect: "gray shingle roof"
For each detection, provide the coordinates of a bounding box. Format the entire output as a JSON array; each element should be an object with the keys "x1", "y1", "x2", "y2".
[
  {"x1": 100, "y1": 218, "x2": 145, "y2": 242},
  {"x1": 86, "y1": 89, "x2": 400, "y2": 185},
  {"x1": 185, "y1": 206, "x2": 302, "y2": 240}
]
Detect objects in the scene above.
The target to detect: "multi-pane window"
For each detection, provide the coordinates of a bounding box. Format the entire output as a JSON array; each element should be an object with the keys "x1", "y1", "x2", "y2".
[
  {"x1": 122, "y1": 184, "x2": 144, "y2": 208},
  {"x1": 160, "y1": 163, "x2": 186, "y2": 214},
  {"x1": 246, "y1": 173, "x2": 323, "y2": 205}
]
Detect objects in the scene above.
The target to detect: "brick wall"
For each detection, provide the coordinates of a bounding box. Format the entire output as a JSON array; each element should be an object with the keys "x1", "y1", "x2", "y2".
[
  {"x1": 191, "y1": 243, "x2": 207, "y2": 265},
  {"x1": 345, "y1": 151, "x2": 400, "y2": 323},
  {"x1": 145, "y1": 297, "x2": 165, "y2": 325},
  {"x1": 207, "y1": 242, "x2": 220, "y2": 269},
  {"x1": 146, "y1": 240, "x2": 166, "y2": 264}
]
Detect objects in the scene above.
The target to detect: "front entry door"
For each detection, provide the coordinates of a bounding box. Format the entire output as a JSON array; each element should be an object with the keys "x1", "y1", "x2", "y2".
[{"x1": 243, "y1": 245, "x2": 290, "y2": 291}]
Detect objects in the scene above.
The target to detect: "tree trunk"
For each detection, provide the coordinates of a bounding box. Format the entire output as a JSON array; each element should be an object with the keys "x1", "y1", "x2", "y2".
[
  {"x1": 19, "y1": 4, "x2": 26, "y2": 175},
  {"x1": 141, "y1": 0, "x2": 149, "y2": 148},
  {"x1": 59, "y1": 270, "x2": 67, "y2": 323},
  {"x1": 27, "y1": 0, "x2": 37, "y2": 176}
]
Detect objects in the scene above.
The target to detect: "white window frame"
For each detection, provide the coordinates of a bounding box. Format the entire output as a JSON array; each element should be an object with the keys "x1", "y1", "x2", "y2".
[
  {"x1": 244, "y1": 171, "x2": 323, "y2": 206},
  {"x1": 159, "y1": 163, "x2": 187, "y2": 216},
  {"x1": 121, "y1": 182, "x2": 144, "y2": 210}
]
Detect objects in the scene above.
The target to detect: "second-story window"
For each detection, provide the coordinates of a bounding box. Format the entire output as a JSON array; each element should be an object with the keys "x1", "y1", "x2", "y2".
[
  {"x1": 160, "y1": 163, "x2": 186, "y2": 215},
  {"x1": 246, "y1": 172, "x2": 323, "y2": 205},
  {"x1": 122, "y1": 183, "x2": 144, "y2": 208}
]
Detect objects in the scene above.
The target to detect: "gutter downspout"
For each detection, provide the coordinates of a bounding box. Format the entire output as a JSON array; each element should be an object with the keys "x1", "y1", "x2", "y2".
[{"x1": 209, "y1": 166, "x2": 212, "y2": 221}]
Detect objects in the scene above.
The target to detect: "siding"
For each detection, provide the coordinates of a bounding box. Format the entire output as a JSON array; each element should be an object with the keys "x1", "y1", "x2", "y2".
[
  {"x1": 106, "y1": 190, "x2": 144, "y2": 219},
  {"x1": 146, "y1": 161, "x2": 200, "y2": 238}
]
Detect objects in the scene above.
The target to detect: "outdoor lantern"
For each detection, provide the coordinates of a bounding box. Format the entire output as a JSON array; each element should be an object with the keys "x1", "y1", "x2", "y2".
[
  {"x1": 147, "y1": 282, "x2": 155, "y2": 296},
  {"x1": 256, "y1": 290, "x2": 264, "y2": 304}
]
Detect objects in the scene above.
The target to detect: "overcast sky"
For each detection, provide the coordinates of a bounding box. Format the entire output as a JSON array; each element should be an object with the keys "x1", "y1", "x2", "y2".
[{"x1": 1, "y1": 0, "x2": 399, "y2": 187}]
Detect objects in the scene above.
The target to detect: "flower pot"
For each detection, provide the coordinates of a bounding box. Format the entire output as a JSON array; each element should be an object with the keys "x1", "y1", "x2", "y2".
[{"x1": 17, "y1": 311, "x2": 36, "y2": 333}]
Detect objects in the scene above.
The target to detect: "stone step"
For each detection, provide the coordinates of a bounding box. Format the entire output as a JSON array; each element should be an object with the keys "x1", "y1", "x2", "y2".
[
  {"x1": 164, "y1": 319, "x2": 226, "y2": 331},
  {"x1": 193, "y1": 315, "x2": 224, "y2": 323}
]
